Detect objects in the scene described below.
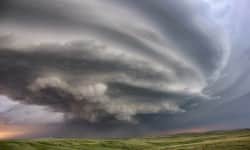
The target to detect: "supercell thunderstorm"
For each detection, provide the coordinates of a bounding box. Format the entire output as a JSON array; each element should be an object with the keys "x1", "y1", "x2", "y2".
[{"x1": 3, "y1": 0, "x2": 249, "y2": 137}]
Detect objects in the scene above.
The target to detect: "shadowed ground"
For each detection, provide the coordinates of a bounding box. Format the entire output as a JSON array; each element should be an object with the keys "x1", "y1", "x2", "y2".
[{"x1": 1, "y1": 129, "x2": 250, "y2": 150}]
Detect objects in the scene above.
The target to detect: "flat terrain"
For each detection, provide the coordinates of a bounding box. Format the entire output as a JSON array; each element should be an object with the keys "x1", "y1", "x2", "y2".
[{"x1": 1, "y1": 129, "x2": 250, "y2": 150}]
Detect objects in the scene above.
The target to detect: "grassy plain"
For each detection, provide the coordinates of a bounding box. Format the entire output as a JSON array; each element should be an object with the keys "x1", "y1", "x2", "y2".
[{"x1": 1, "y1": 129, "x2": 250, "y2": 150}]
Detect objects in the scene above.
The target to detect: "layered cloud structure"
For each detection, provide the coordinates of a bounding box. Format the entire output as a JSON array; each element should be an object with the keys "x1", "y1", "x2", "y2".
[{"x1": 1, "y1": 0, "x2": 244, "y2": 137}]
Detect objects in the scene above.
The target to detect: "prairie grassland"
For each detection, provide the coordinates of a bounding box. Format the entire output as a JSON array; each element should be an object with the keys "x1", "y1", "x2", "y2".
[{"x1": 0, "y1": 129, "x2": 250, "y2": 150}]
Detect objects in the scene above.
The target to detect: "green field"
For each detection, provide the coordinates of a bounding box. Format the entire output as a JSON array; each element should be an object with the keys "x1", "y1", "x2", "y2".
[{"x1": 1, "y1": 129, "x2": 250, "y2": 150}]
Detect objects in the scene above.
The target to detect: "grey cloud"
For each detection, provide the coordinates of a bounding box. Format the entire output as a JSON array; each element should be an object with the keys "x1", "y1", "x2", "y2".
[
  {"x1": 0, "y1": 0, "x2": 228, "y2": 79},
  {"x1": 119, "y1": 0, "x2": 229, "y2": 77},
  {"x1": 0, "y1": 0, "x2": 234, "y2": 137},
  {"x1": 0, "y1": 40, "x2": 195, "y2": 123}
]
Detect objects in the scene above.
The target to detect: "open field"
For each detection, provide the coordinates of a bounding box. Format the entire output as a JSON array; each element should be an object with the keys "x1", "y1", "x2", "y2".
[{"x1": 1, "y1": 129, "x2": 250, "y2": 150}]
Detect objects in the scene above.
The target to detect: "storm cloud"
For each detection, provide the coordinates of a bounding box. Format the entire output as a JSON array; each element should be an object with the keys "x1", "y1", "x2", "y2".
[
  {"x1": 2, "y1": 0, "x2": 248, "y2": 138},
  {"x1": 0, "y1": 36, "x2": 207, "y2": 123}
]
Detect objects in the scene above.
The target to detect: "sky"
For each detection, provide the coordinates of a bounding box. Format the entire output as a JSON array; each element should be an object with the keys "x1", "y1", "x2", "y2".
[{"x1": 0, "y1": 0, "x2": 250, "y2": 139}]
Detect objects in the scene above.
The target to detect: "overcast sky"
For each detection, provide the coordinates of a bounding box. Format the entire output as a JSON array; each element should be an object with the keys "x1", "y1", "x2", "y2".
[{"x1": 0, "y1": 0, "x2": 250, "y2": 139}]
